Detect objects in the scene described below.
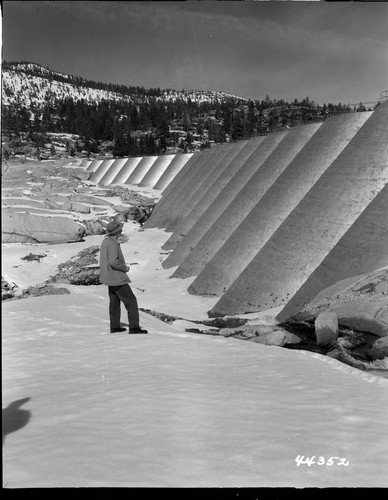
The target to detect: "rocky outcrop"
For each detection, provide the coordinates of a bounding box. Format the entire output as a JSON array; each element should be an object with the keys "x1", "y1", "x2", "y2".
[
  {"x1": 319, "y1": 299, "x2": 388, "y2": 337},
  {"x1": 102, "y1": 185, "x2": 157, "y2": 206},
  {"x1": 49, "y1": 246, "x2": 100, "y2": 285},
  {"x1": 65, "y1": 168, "x2": 91, "y2": 181},
  {"x1": 367, "y1": 337, "x2": 388, "y2": 360},
  {"x1": 2, "y1": 210, "x2": 86, "y2": 243},
  {"x1": 111, "y1": 204, "x2": 153, "y2": 224},
  {"x1": 81, "y1": 219, "x2": 107, "y2": 236},
  {"x1": 326, "y1": 346, "x2": 367, "y2": 371},
  {"x1": 1, "y1": 160, "x2": 158, "y2": 243},
  {"x1": 2, "y1": 276, "x2": 18, "y2": 300},
  {"x1": 293, "y1": 267, "x2": 388, "y2": 337},
  {"x1": 21, "y1": 252, "x2": 47, "y2": 262},
  {"x1": 184, "y1": 318, "x2": 302, "y2": 347},
  {"x1": 2, "y1": 247, "x2": 99, "y2": 301},
  {"x1": 20, "y1": 283, "x2": 71, "y2": 299},
  {"x1": 2, "y1": 277, "x2": 70, "y2": 301},
  {"x1": 247, "y1": 329, "x2": 301, "y2": 346}
]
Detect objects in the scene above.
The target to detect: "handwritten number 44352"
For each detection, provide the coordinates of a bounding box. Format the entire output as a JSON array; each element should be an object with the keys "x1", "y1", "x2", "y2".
[{"x1": 295, "y1": 455, "x2": 349, "y2": 467}]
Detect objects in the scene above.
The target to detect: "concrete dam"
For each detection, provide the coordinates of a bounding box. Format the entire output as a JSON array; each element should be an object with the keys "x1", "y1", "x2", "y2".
[{"x1": 82, "y1": 102, "x2": 388, "y2": 322}]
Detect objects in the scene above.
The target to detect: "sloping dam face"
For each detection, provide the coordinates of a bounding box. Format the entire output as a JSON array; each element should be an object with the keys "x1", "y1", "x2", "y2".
[
  {"x1": 142, "y1": 150, "x2": 208, "y2": 227},
  {"x1": 163, "y1": 131, "x2": 287, "y2": 270},
  {"x1": 152, "y1": 153, "x2": 194, "y2": 191},
  {"x1": 85, "y1": 104, "x2": 387, "y2": 321},
  {"x1": 142, "y1": 104, "x2": 387, "y2": 320},
  {"x1": 98, "y1": 158, "x2": 130, "y2": 185},
  {"x1": 125, "y1": 156, "x2": 159, "y2": 185},
  {"x1": 137, "y1": 154, "x2": 176, "y2": 188},
  {"x1": 208, "y1": 103, "x2": 387, "y2": 319},
  {"x1": 187, "y1": 111, "x2": 372, "y2": 295},
  {"x1": 86, "y1": 159, "x2": 104, "y2": 172},
  {"x1": 275, "y1": 183, "x2": 388, "y2": 323},
  {"x1": 160, "y1": 143, "x2": 244, "y2": 232},
  {"x1": 89, "y1": 159, "x2": 116, "y2": 184},
  {"x1": 83, "y1": 153, "x2": 193, "y2": 190},
  {"x1": 162, "y1": 137, "x2": 264, "y2": 250},
  {"x1": 168, "y1": 121, "x2": 323, "y2": 273},
  {"x1": 162, "y1": 140, "x2": 249, "y2": 238}
]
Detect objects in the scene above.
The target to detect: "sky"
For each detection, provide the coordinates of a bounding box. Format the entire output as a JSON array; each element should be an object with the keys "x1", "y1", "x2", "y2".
[
  {"x1": 3, "y1": 206, "x2": 388, "y2": 488},
  {"x1": 1, "y1": 1, "x2": 388, "y2": 106}
]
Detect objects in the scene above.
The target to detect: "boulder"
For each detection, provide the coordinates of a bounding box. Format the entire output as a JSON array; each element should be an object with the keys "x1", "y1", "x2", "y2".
[
  {"x1": 81, "y1": 219, "x2": 106, "y2": 235},
  {"x1": 219, "y1": 324, "x2": 269, "y2": 338},
  {"x1": 309, "y1": 300, "x2": 388, "y2": 337},
  {"x1": 315, "y1": 311, "x2": 339, "y2": 346},
  {"x1": 112, "y1": 204, "x2": 139, "y2": 214},
  {"x1": 334, "y1": 300, "x2": 388, "y2": 336},
  {"x1": 296, "y1": 297, "x2": 388, "y2": 337},
  {"x1": 367, "y1": 337, "x2": 388, "y2": 360},
  {"x1": 67, "y1": 169, "x2": 91, "y2": 181},
  {"x1": 114, "y1": 213, "x2": 127, "y2": 224},
  {"x1": 2, "y1": 211, "x2": 86, "y2": 243},
  {"x1": 293, "y1": 268, "x2": 388, "y2": 337},
  {"x1": 252, "y1": 329, "x2": 302, "y2": 346}
]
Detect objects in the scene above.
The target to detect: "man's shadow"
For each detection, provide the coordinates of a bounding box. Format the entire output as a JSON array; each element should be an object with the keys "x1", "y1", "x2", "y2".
[{"x1": 2, "y1": 397, "x2": 31, "y2": 445}]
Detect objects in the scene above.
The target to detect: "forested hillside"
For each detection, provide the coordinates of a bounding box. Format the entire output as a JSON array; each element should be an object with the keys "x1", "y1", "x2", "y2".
[{"x1": 2, "y1": 61, "x2": 371, "y2": 160}]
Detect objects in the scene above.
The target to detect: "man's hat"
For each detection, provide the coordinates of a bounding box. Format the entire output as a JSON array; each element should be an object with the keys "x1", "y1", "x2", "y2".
[{"x1": 106, "y1": 220, "x2": 124, "y2": 236}]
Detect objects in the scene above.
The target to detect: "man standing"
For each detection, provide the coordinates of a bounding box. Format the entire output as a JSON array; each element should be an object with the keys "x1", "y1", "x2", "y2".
[{"x1": 99, "y1": 220, "x2": 148, "y2": 334}]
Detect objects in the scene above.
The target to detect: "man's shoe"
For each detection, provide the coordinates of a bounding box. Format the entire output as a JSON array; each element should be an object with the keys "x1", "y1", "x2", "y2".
[
  {"x1": 110, "y1": 327, "x2": 127, "y2": 333},
  {"x1": 128, "y1": 327, "x2": 148, "y2": 334}
]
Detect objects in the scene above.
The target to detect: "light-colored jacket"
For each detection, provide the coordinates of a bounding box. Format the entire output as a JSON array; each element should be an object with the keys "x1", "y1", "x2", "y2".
[{"x1": 99, "y1": 236, "x2": 130, "y2": 286}]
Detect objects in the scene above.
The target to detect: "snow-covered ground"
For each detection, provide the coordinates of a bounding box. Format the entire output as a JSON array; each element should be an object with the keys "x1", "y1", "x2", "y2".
[{"x1": 2, "y1": 222, "x2": 388, "y2": 488}]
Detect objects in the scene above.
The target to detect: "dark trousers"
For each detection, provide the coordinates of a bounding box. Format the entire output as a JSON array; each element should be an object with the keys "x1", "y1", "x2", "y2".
[{"x1": 108, "y1": 284, "x2": 140, "y2": 330}]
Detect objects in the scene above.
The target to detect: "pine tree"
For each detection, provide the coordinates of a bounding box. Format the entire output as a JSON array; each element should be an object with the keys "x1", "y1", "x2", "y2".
[
  {"x1": 159, "y1": 135, "x2": 167, "y2": 153},
  {"x1": 138, "y1": 135, "x2": 146, "y2": 156},
  {"x1": 113, "y1": 133, "x2": 129, "y2": 157},
  {"x1": 130, "y1": 105, "x2": 141, "y2": 131}
]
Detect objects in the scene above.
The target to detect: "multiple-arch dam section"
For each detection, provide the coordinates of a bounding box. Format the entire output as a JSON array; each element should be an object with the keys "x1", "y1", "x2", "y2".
[{"x1": 80, "y1": 102, "x2": 388, "y2": 322}]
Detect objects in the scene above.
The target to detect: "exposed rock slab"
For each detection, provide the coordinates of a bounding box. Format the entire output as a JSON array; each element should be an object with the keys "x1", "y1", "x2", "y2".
[
  {"x1": 68, "y1": 194, "x2": 113, "y2": 206},
  {"x1": 61, "y1": 200, "x2": 91, "y2": 213},
  {"x1": 2, "y1": 198, "x2": 46, "y2": 208},
  {"x1": 293, "y1": 268, "x2": 388, "y2": 337},
  {"x1": 2, "y1": 210, "x2": 86, "y2": 243}
]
